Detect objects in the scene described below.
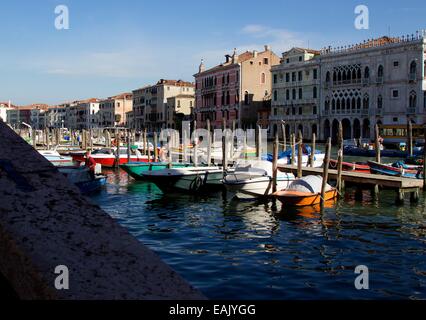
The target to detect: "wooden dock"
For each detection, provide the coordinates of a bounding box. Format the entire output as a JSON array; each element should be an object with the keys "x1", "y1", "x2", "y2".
[{"x1": 278, "y1": 164, "x2": 423, "y2": 203}]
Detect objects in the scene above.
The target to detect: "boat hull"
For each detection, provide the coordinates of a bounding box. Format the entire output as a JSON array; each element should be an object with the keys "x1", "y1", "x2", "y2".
[
  {"x1": 224, "y1": 176, "x2": 294, "y2": 199},
  {"x1": 72, "y1": 155, "x2": 149, "y2": 168},
  {"x1": 329, "y1": 159, "x2": 371, "y2": 173},
  {"x1": 142, "y1": 168, "x2": 225, "y2": 193},
  {"x1": 120, "y1": 162, "x2": 194, "y2": 180},
  {"x1": 368, "y1": 161, "x2": 423, "y2": 179},
  {"x1": 273, "y1": 189, "x2": 337, "y2": 207}
]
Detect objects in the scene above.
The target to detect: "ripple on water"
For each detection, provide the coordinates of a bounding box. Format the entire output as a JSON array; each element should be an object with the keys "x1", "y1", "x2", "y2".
[{"x1": 91, "y1": 169, "x2": 426, "y2": 300}]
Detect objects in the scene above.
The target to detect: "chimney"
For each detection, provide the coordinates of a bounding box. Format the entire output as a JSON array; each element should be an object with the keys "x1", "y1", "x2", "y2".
[
  {"x1": 232, "y1": 48, "x2": 238, "y2": 64},
  {"x1": 199, "y1": 59, "x2": 205, "y2": 73},
  {"x1": 264, "y1": 45, "x2": 270, "y2": 51},
  {"x1": 253, "y1": 50, "x2": 258, "y2": 57},
  {"x1": 225, "y1": 54, "x2": 231, "y2": 63}
]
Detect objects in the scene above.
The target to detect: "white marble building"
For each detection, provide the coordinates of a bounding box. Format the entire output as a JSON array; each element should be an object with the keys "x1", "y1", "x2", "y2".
[
  {"x1": 320, "y1": 32, "x2": 426, "y2": 141},
  {"x1": 269, "y1": 31, "x2": 426, "y2": 141}
]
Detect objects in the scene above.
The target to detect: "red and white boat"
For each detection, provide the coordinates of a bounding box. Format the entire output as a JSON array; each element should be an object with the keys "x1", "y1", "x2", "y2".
[
  {"x1": 329, "y1": 159, "x2": 371, "y2": 173},
  {"x1": 71, "y1": 147, "x2": 150, "y2": 168}
]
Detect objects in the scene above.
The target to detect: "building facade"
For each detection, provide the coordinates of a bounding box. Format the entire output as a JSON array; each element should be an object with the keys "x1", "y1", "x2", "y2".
[
  {"x1": 320, "y1": 33, "x2": 426, "y2": 141},
  {"x1": 270, "y1": 48, "x2": 321, "y2": 139},
  {"x1": 194, "y1": 46, "x2": 280, "y2": 129},
  {"x1": 98, "y1": 93, "x2": 133, "y2": 128},
  {"x1": 75, "y1": 98, "x2": 100, "y2": 130},
  {"x1": 166, "y1": 94, "x2": 195, "y2": 129},
  {"x1": 0, "y1": 101, "x2": 15, "y2": 123},
  {"x1": 132, "y1": 79, "x2": 194, "y2": 132}
]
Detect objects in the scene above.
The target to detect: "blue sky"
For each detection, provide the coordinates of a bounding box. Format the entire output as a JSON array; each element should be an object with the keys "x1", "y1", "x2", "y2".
[{"x1": 1, "y1": 0, "x2": 425, "y2": 105}]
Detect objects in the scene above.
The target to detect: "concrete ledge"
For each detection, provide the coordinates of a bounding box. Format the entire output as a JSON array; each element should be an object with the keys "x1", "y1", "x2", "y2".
[{"x1": 0, "y1": 122, "x2": 205, "y2": 299}]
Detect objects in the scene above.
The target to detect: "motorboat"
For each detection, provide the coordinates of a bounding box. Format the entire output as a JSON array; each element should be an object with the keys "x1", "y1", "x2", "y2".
[
  {"x1": 368, "y1": 161, "x2": 424, "y2": 179},
  {"x1": 120, "y1": 162, "x2": 195, "y2": 180},
  {"x1": 272, "y1": 175, "x2": 337, "y2": 207},
  {"x1": 71, "y1": 147, "x2": 149, "y2": 168},
  {"x1": 141, "y1": 166, "x2": 226, "y2": 193},
  {"x1": 38, "y1": 150, "x2": 74, "y2": 167},
  {"x1": 58, "y1": 166, "x2": 106, "y2": 194},
  {"x1": 223, "y1": 160, "x2": 295, "y2": 199},
  {"x1": 328, "y1": 159, "x2": 371, "y2": 173},
  {"x1": 273, "y1": 148, "x2": 325, "y2": 168}
]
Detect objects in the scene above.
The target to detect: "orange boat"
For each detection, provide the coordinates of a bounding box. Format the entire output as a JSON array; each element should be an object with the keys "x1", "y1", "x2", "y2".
[
  {"x1": 272, "y1": 175, "x2": 338, "y2": 207},
  {"x1": 273, "y1": 188, "x2": 337, "y2": 207}
]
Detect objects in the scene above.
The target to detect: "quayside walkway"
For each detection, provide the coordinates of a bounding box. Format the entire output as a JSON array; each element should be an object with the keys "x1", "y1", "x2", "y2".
[{"x1": 0, "y1": 122, "x2": 204, "y2": 299}]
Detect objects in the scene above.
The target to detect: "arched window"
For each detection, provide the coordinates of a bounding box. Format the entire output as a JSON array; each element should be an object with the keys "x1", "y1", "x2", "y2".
[
  {"x1": 410, "y1": 61, "x2": 417, "y2": 74},
  {"x1": 261, "y1": 72, "x2": 266, "y2": 84},
  {"x1": 357, "y1": 97, "x2": 361, "y2": 109},
  {"x1": 333, "y1": 71, "x2": 337, "y2": 82},
  {"x1": 336, "y1": 99, "x2": 341, "y2": 111},
  {"x1": 364, "y1": 67, "x2": 370, "y2": 79},
  {"x1": 313, "y1": 87, "x2": 317, "y2": 99},
  {"x1": 298, "y1": 88, "x2": 303, "y2": 99},
  {"x1": 273, "y1": 90, "x2": 278, "y2": 101},
  {"x1": 341, "y1": 98, "x2": 346, "y2": 111},
  {"x1": 377, "y1": 65, "x2": 384, "y2": 78},
  {"x1": 409, "y1": 91, "x2": 417, "y2": 108},
  {"x1": 326, "y1": 72, "x2": 331, "y2": 83},
  {"x1": 342, "y1": 70, "x2": 347, "y2": 82},
  {"x1": 363, "y1": 94, "x2": 369, "y2": 109},
  {"x1": 352, "y1": 98, "x2": 356, "y2": 110},
  {"x1": 338, "y1": 71, "x2": 342, "y2": 82},
  {"x1": 292, "y1": 89, "x2": 296, "y2": 100},
  {"x1": 357, "y1": 68, "x2": 362, "y2": 80},
  {"x1": 377, "y1": 95, "x2": 383, "y2": 109},
  {"x1": 332, "y1": 99, "x2": 336, "y2": 112},
  {"x1": 352, "y1": 69, "x2": 357, "y2": 81}
]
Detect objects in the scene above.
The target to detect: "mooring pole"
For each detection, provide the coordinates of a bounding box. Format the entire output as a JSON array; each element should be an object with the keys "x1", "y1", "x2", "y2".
[
  {"x1": 297, "y1": 130, "x2": 303, "y2": 178},
  {"x1": 375, "y1": 124, "x2": 381, "y2": 164},
  {"x1": 281, "y1": 122, "x2": 286, "y2": 152},
  {"x1": 320, "y1": 137, "x2": 332, "y2": 210},
  {"x1": 153, "y1": 131, "x2": 158, "y2": 162},
  {"x1": 272, "y1": 133, "x2": 279, "y2": 193},
  {"x1": 127, "y1": 130, "x2": 131, "y2": 163},
  {"x1": 310, "y1": 132, "x2": 316, "y2": 168},
  {"x1": 423, "y1": 125, "x2": 426, "y2": 190},
  {"x1": 337, "y1": 121, "x2": 344, "y2": 192},
  {"x1": 290, "y1": 133, "x2": 296, "y2": 165},
  {"x1": 115, "y1": 129, "x2": 120, "y2": 168},
  {"x1": 206, "y1": 119, "x2": 212, "y2": 166},
  {"x1": 408, "y1": 121, "x2": 413, "y2": 157}
]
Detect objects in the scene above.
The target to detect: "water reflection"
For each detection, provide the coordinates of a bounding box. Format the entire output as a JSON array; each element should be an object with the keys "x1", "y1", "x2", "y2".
[{"x1": 90, "y1": 168, "x2": 426, "y2": 299}]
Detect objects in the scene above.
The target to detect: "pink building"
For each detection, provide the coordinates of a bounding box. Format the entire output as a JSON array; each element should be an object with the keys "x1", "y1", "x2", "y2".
[{"x1": 194, "y1": 46, "x2": 280, "y2": 129}]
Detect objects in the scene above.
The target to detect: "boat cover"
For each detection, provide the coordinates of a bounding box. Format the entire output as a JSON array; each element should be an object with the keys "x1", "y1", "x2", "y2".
[{"x1": 287, "y1": 175, "x2": 332, "y2": 193}]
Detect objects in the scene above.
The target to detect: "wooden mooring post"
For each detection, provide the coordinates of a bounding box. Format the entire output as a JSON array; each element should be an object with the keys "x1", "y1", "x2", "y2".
[
  {"x1": 310, "y1": 132, "x2": 316, "y2": 168},
  {"x1": 115, "y1": 129, "x2": 120, "y2": 168},
  {"x1": 408, "y1": 121, "x2": 413, "y2": 157},
  {"x1": 127, "y1": 130, "x2": 131, "y2": 163},
  {"x1": 290, "y1": 133, "x2": 296, "y2": 165},
  {"x1": 281, "y1": 122, "x2": 286, "y2": 152},
  {"x1": 272, "y1": 133, "x2": 279, "y2": 193},
  {"x1": 320, "y1": 137, "x2": 332, "y2": 210},
  {"x1": 337, "y1": 121, "x2": 344, "y2": 192},
  {"x1": 424, "y1": 125, "x2": 426, "y2": 190},
  {"x1": 206, "y1": 119, "x2": 212, "y2": 166},
  {"x1": 375, "y1": 124, "x2": 381, "y2": 164},
  {"x1": 32, "y1": 129, "x2": 37, "y2": 149},
  {"x1": 154, "y1": 131, "x2": 158, "y2": 162},
  {"x1": 255, "y1": 125, "x2": 261, "y2": 160},
  {"x1": 144, "y1": 129, "x2": 148, "y2": 156},
  {"x1": 297, "y1": 130, "x2": 303, "y2": 178}
]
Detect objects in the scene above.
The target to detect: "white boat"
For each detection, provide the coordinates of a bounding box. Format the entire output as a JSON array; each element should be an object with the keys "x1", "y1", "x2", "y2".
[
  {"x1": 277, "y1": 152, "x2": 325, "y2": 168},
  {"x1": 223, "y1": 160, "x2": 295, "y2": 199},
  {"x1": 141, "y1": 166, "x2": 226, "y2": 193},
  {"x1": 38, "y1": 150, "x2": 74, "y2": 166}
]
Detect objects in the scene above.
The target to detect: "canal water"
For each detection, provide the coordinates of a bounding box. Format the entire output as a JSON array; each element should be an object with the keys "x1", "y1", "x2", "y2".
[{"x1": 90, "y1": 147, "x2": 426, "y2": 300}]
